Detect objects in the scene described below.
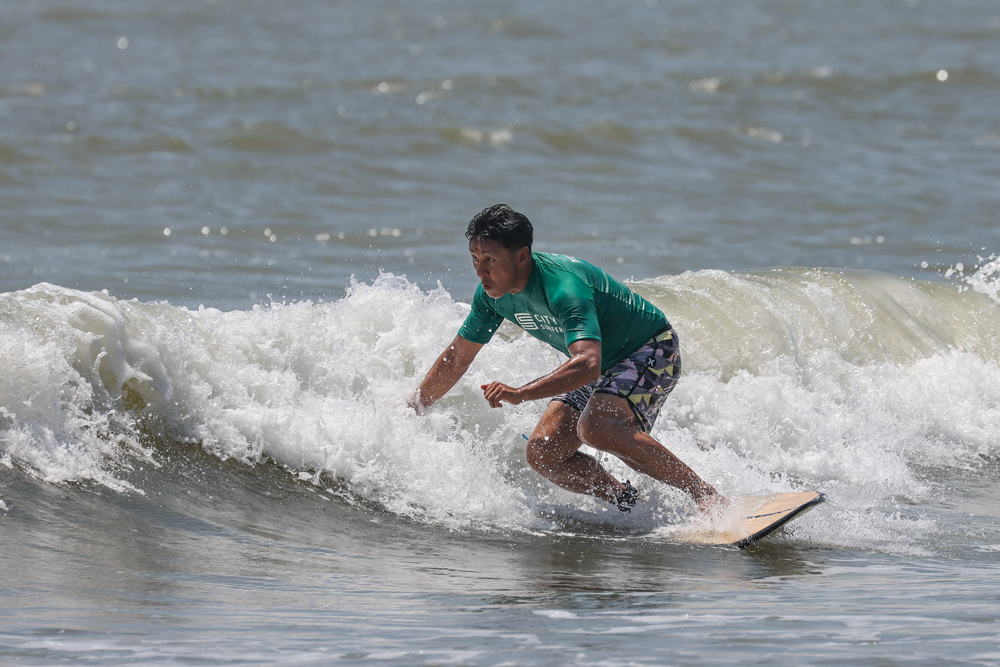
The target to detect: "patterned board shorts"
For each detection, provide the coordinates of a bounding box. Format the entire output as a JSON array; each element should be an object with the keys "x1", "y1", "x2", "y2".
[{"x1": 552, "y1": 327, "x2": 681, "y2": 433}]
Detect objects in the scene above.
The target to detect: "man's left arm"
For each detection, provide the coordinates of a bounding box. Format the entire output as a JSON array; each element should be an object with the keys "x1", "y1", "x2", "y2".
[{"x1": 481, "y1": 339, "x2": 601, "y2": 408}]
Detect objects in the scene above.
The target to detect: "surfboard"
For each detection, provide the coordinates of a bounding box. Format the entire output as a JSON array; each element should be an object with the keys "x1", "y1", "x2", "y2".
[{"x1": 673, "y1": 491, "x2": 825, "y2": 548}]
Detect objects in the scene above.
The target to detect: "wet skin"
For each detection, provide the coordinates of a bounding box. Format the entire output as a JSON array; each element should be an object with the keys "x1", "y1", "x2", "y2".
[{"x1": 410, "y1": 239, "x2": 725, "y2": 511}]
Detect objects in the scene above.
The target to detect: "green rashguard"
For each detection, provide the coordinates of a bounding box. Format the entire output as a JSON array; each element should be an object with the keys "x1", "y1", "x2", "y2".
[{"x1": 458, "y1": 252, "x2": 668, "y2": 373}]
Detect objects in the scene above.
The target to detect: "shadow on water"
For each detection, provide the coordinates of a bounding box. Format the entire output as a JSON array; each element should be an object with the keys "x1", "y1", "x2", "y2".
[
  {"x1": 472, "y1": 530, "x2": 830, "y2": 615},
  {"x1": 1, "y1": 433, "x2": 836, "y2": 628}
]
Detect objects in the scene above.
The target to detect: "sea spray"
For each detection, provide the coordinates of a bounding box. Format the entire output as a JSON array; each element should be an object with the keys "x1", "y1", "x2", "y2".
[
  {"x1": 1, "y1": 267, "x2": 998, "y2": 550},
  {"x1": 0, "y1": 316, "x2": 150, "y2": 493},
  {"x1": 634, "y1": 267, "x2": 1000, "y2": 551}
]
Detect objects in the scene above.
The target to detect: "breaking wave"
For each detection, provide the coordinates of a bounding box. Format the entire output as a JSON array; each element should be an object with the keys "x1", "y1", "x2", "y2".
[{"x1": 2, "y1": 264, "x2": 998, "y2": 553}]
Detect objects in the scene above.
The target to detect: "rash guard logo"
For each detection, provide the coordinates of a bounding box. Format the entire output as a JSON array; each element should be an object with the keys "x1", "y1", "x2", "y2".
[
  {"x1": 514, "y1": 313, "x2": 564, "y2": 333},
  {"x1": 515, "y1": 313, "x2": 538, "y2": 330}
]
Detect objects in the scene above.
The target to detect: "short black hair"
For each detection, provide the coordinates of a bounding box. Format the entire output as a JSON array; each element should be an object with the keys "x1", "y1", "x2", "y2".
[{"x1": 465, "y1": 204, "x2": 533, "y2": 251}]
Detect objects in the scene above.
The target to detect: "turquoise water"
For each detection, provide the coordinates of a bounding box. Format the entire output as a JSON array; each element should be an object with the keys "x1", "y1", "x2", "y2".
[{"x1": 2, "y1": 1, "x2": 1000, "y2": 665}]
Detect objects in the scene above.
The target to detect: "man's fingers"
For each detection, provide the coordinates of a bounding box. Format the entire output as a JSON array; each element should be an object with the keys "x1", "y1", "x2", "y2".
[
  {"x1": 481, "y1": 381, "x2": 524, "y2": 407},
  {"x1": 481, "y1": 381, "x2": 508, "y2": 408}
]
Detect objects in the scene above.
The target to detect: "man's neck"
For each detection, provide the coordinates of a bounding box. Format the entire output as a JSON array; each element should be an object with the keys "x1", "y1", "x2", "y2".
[{"x1": 508, "y1": 252, "x2": 533, "y2": 295}]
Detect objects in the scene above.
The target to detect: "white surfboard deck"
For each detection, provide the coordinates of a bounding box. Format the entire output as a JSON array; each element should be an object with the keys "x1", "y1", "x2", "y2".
[{"x1": 672, "y1": 491, "x2": 825, "y2": 548}]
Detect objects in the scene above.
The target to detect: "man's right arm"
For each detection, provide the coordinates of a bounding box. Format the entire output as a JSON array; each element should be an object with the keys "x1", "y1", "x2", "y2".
[{"x1": 408, "y1": 335, "x2": 484, "y2": 411}]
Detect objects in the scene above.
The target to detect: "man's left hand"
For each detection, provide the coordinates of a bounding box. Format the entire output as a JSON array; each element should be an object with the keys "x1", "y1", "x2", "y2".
[{"x1": 481, "y1": 381, "x2": 524, "y2": 408}]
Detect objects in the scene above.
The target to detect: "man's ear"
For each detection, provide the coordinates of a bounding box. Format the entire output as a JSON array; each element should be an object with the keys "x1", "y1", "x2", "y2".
[{"x1": 516, "y1": 246, "x2": 531, "y2": 265}]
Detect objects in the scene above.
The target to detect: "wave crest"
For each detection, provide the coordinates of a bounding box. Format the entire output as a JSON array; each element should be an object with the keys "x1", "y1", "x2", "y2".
[{"x1": 1, "y1": 268, "x2": 998, "y2": 549}]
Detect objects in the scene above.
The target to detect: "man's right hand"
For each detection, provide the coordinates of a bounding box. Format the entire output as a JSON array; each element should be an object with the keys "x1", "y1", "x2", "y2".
[
  {"x1": 406, "y1": 391, "x2": 427, "y2": 413},
  {"x1": 409, "y1": 335, "x2": 483, "y2": 414},
  {"x1": 480, "y1": 381, "x2": 524, "y2": 408}
]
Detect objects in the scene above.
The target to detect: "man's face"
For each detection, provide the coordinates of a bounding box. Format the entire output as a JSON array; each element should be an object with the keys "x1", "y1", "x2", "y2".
[{"x1": 469, "y1": 239, "x2": 526, "y2": 298}]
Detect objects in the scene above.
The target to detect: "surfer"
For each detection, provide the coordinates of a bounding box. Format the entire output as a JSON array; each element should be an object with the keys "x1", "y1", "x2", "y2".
[{"x1": 409, "y1": 204, "x2": 725, "y2": 513}]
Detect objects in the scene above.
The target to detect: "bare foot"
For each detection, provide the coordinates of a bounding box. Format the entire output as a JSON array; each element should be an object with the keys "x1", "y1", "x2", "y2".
[{"x1": 695, "y1": 491, "x2": 729, "y2": 515}]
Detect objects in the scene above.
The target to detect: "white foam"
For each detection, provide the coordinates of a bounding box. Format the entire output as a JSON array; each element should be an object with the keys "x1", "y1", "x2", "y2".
[
  {"x1": 533, "y1": 610, "x2": 579, "y2": 619},
  {"x1": 967, "y1": 256, "x2": 1000, "y2": 304},
  {"x1": 2, "y1": 270, "x2": 998, "y2": 550},
  {"x1": 0, "y1": 309, "x2": 150, "y2": 493}
]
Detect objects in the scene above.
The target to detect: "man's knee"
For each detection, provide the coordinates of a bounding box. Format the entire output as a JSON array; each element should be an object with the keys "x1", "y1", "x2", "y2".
[
  {"x1": 576, "y1": 411, "x2": 607, "y2": 448},
  {"x1": 578, "y1": 404, "x2": 635, "y2": 450},
  {"x1": 527, "y1": 435, "x2": 579, "y2": 475},
  {"x1": 576, "y1": 394, "x2": 635, "y2": 451},
  {"x1": 525, "y1": 437, "x2": 553, "y2": 473}
]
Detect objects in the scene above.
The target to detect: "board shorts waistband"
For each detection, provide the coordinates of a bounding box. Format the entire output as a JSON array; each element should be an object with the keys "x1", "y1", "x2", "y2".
[{"x1": 551, "y1": 327, "x2": 681, "y2": 433}]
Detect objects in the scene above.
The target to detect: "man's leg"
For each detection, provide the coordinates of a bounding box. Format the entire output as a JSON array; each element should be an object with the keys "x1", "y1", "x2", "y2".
[
  {"x1": 525, "y1": 400, "x2": 625, "y2": 504},
  {"x1": 578, "y1": 393, "x2": 724, "y2": 510}
]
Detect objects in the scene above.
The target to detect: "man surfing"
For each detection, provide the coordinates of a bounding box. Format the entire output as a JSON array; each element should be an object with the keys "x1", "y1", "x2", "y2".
[{"x1": 409, "y1": 204, "x2": 725, "y2": 513}]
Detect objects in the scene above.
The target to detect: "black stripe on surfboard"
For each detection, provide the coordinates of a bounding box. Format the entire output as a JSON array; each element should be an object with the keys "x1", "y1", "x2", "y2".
[
  {"x1": 735, "y1": 493, "x2": 826, "y2": 549},
  {"x1": 745, "y1": 509, "x2": 790, "y2": 520}
]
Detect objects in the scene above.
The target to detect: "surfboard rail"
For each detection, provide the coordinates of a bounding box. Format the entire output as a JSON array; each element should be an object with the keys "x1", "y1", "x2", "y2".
[
  {"x1": 733, "y1": 491, "x2": 825, "y2": 548},
  {"x1": 673, "y1": 491, "x2": 825, "y2": 548}
]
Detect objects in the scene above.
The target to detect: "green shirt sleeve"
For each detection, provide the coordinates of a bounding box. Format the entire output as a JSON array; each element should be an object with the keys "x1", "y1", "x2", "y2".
[
  {"x1": 458, "y1": 284, "x2": 504, "y2": 344},
  {"x1": 548, "y1": 275, "x2": 602, "y2": 348}
]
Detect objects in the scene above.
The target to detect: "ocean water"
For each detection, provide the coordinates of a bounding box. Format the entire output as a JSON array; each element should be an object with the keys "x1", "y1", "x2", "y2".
[{"x1": 2, "y1": 1, "x2": 1000, "y2": 665}]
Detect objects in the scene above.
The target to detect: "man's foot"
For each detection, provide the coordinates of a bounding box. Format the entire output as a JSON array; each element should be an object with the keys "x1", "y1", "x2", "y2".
[
  {"x1": 615, "y1": 480, "x2": 639, "y2": 513},
  {"x1": 695, "y1": 490, "x2": 729, "y2": 515}
]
